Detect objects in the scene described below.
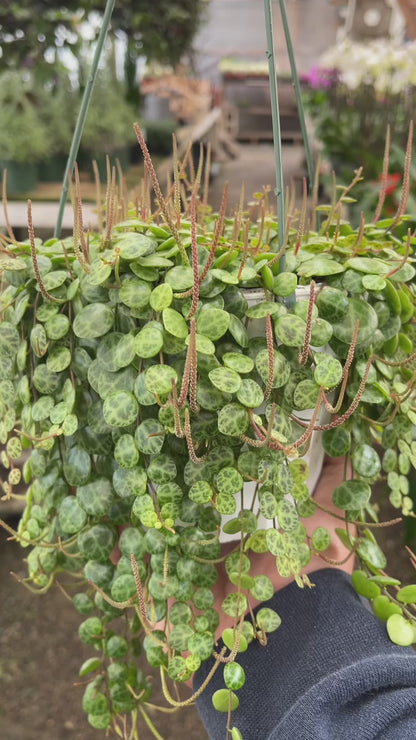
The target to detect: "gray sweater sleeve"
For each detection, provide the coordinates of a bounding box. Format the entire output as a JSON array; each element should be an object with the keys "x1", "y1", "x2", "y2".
[{"x1": 194, "y1": 569, "x2": 416, "y2": 739}]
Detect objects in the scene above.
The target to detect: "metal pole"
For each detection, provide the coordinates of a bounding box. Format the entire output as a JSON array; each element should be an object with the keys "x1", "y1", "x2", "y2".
[
  {"x1": 54, "y1": 0, "x2": 116, "y2": 238},
  {"x1": 263, "y1": 0, "x2": 286, "y2": 268}
]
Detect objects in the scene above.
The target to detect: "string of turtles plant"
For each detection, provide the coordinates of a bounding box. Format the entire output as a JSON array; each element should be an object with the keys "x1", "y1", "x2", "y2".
[{"x1": 0, "y1": 118, "x2": 415, "y2": 737}]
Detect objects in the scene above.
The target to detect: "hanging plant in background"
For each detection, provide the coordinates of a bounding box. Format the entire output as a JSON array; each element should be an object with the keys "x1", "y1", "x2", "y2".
[{"x1": 0, "y1": 119, "x2": 415, "y2": 737}]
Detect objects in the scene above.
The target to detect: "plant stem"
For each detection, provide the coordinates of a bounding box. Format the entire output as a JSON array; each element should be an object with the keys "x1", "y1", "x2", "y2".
[{"x1": 54, "y1": 0, "x2": 116, "y2": 238}]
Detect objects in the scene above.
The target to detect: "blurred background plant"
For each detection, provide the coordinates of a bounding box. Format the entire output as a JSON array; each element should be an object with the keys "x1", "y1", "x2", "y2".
[{"x1": 301, "y1": 38, "x2": 416, "y2": 224}]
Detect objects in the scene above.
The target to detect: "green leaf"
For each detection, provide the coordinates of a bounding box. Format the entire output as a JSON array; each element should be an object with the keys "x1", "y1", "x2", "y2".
[
  {"x1": 255, "y1": 348, "x2": 290, "y2": 388},
  {"x1": 237, "y1": 378, "x2": 264, "y2": 408},
  {"x1": 222, "y1": 593, "x2": 248, "y2": 618},
  {"x1": 256, "y1": 607, "x2": 281, "y2": 632},
  {"x1": 218, "y1": 403, "x2": 249, "y2": 436},
  {"x1": 73, "y1": 303, "x2": 114, "y2": 339},
  {"x1": 196, "y1": 308, "x2": 230, "y2": 341},
  {"x1": 103, "y1": 391, "x2": 139, "y2": 428},
  {"x1": 332, "y1": 480, "x2": 371, "y2": 510},
  {"x1": 386, "y1": 613, "x2": 415, "y2": 647},
  {"x1": 332, "y1": 299, "x2": 378, "y2": 345},
  {"x1": 145, "y1": 364, "x2": 178, "y2": 395},
  {"x1": 298, "y1": 256, "x2": 344, "y2": 277},
  {"x1": 150, "y1": 283, "x2": 173, "y2": 311},
  {"x1": 117, "y1": 232, "x2": 156, "y2": 260},
  {"x1": 274, "y1": 314, "x2": 306, "y2": 347},
  {"x1": 58, "y1": 495, "x2": 88, "y2": 534},
  {"x1": 396, "y1": 585, "x2": 416, "y2": 604},
  {"x1": 224, "y1": 662, "x2": 246, "y2": 690},
  {"x1": 351, "y1": 570, "x2": 381, "y2": 599},
  {"x1": 212, "y1": 689, "x2": 240, "y2": 712},
  {"x1": 314, "y1": 354, "x2": 343, "y2": 389},
  {"x1": 209, "y1": 366, "x2": 241, "y2": 394},
  {"x1": 223, "y1": 352, "x2": 254, "y2": 373},
  {"x1": 79, "y1": 658, "x2": 102, "y2": 677},
  {"x1": 352, "y1": 444, "x2": 381, "y2": 479},
  {"x1": 162, "y1": 307, "x2": 188, "y2": 339}
]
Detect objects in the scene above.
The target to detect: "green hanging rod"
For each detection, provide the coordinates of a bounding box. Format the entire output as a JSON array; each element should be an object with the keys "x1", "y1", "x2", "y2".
[{"x1": 54, "y1": 0, "x2": 116, "y2": 239}]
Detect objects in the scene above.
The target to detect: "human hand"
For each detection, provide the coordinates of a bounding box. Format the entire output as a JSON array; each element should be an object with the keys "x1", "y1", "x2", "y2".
[{"x1": 208, "y1": 455, "x2": 355, "y2": 641}]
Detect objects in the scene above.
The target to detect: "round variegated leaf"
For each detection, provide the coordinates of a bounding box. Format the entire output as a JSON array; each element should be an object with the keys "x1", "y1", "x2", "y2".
[
  {"x1": 117, "y1": 232, "x2": 156, "y2": 260},
  {"x1": 310, "y1": 319, "x2": 333, "y2": 347},
  {"x1": 165, "y1": 266, "x2": 194, "y2": 290},
  {"x1": 274, "y1": 314, "x2": 306, "y2": 347},
  {"x1": 209, "y1": 366, "x2": 241, "y2": 394},
  {"x1": 78, "y1": 524, "x2": 117, "y2": 562},
  {"x1": 86, "y1": 258, "x2": 112, "y2": 286},
  {"x1": 59, "y1": 496, "x2": 87, "y2": 534},
  {"x1": 293, "y1": 379, "x2": 320, "y2": 409},
  {"x1": 259, "y1": 490, "x2": 278, "y2": 519},
  {"x1": 103, "y1": 391, "x2": 138, "y2": 427},
  {"x1": 316, "y1": 287, "x2": 349, "y2": 322},
  {"x1": 46, "y1": 346, "x2": 71, "y2": 373},
  {"x1": 237, "y1": 378, "x2": 263, "y2": 408},
  {"x1": 256, "y1": 607, "x2": 281, "y2": 633},
  {"x1": 255, "y1": 349, "x2": 290, "y2": 388},
  {"x1": 45, "y1": 314, "x2": 70, "y2": 340},
  {"x1": 250, "y1": 574, "x2": 274, "y2": 601},
  {"x1": 77, "y1": 479, "x2": 114, "y2": 517},
  {"x1": 346, "y1": 257, "x2": 389, "y2": 275},
  {"x1": 32, "y1": 395, "x2": 54, "y2": 421},
  {"x1": 113, "y1": 466, "x2": 147, "y2": 498},
  {"x1": 63, "y1": 447, "x2": 91, "y2": 486},
  {"x1": 119, "y1": 278, "x2": 151, "y2": 309},
  {"x1": 352, "y1": 444, "x2": 381, "y2": 479},
  {"x1": 228, "y1": 314, "x2": 248, "y2": 347},
  {"x1": 30, "y1": 325, "x2": 48, "y2": 357},
  {"x1": 97, "y1": 333, "x2": 124, "y2": 372},
  {"x1": 135, "y1": 325, "x2": 164, "y2": 359},
  {"x1": 150, "y1": 283, "x2": 173, "y2": 311},
  {"x1": 145, "y1": 364, "x2": 178, "y2": 395},
  {"x1": 187, "y1": 333, "x2": 215, "y2": 355},
  {"x1": 362, "y1": 275, "x2": 386, "y2": 291},
  {"x1": 135, "y1": 419, "x2": 165, "y2": 455},
  {"x1": 322, "y1": 427, "x2": 351, "y2": 457},
  {"x1": 218, "y1": 403, "x2": 249, "y2": 436},
  {"x1": 162, "y1": 307, "x2": 188, "y2": 339},
  {"x1": 332, "y1": 479, "x2": 371, "y2": 510},
  {"x1": 196, "y1": 308, "x2": 230, "y2": 341},
  {"x1": 133, "y1": 372, "x2": 157, "y2": 406},
  {"x1": 332, "y1": 298, "x2": 378, "y2": 345},
  {"x1": 0, "y1": 321, "x2": 19, "y2": 357},
  {"x1": 189, "y1": 480, "x2": 213, "y2": 504},
  {"x1": 147, "y1": 454, "x2": 177, "y2": 483},
  {"x1": 223, "y1": 353, "x2": 254, "y2": 373},
  {"x1": 314, "y1": 355, "x2": 342, "y2": 389},
  {"x1": 215, "y1": 466, "x2": 243, "y2": 495},
  {"x1": 274, "y1": 464, "x2": 293, "y2": 495},
  {"x1": 113, "y1": 333, "x2": 136, "y2": 368},
  {"x1": 33, "y1": 364, "x2": 60, "y2": 394},
  {"x1": 114, "y1": 434, "x2": 140, "y2": 468},
  {"x1": 273, "y1": 272, "x2": 297, "y2": 297},
  {"x1": 73, "y1": 303, "x2": 114, "y2": 339},
  {"x1": 298, "y1": 256, "x2": 344, "y2": 278},
  {"x1": 196, "y1": 379, "x2": 231, "y2": 411},
  {"x1": 276, "y1": 500, "x2": 299, "y2": 531},
  {"x1": 62, "y1": 413, "x2": 78, "y2": 436},
  {"x1": 42, "y1": 270, "x2": 68, "y2": 291},
  {"x1": 215, "y1": 493, "x2": 237, "y2": 515},
  {"x1": 245, "y1": 301, "x2": 282, "y2": 319}
]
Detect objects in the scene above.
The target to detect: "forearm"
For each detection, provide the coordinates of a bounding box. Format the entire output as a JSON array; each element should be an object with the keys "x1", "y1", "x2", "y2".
[{"x1": 195, "y1": 569, "x2": 416, "y2": 739}]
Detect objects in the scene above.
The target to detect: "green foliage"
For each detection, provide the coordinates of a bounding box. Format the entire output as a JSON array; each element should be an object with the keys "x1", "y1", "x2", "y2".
[{"x1": 1, "y1": 123, "x2": 415, "y2": 738}]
